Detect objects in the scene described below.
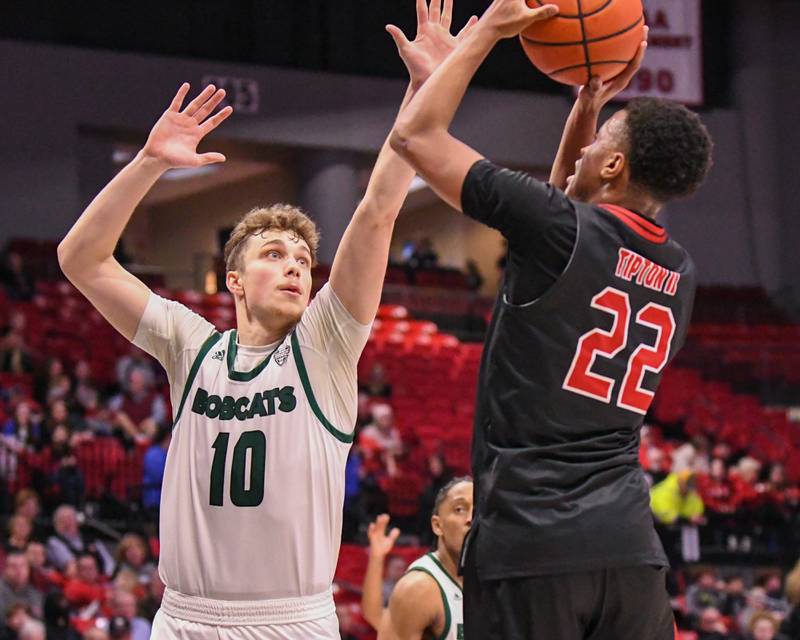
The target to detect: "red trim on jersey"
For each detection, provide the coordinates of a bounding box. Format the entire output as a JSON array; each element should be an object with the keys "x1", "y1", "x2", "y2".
[{"x1": 599, "y1": 204, "x2": 668, "y2": 245}]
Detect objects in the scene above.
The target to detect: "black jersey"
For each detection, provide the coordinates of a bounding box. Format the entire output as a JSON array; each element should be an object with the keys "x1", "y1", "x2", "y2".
[{"x1": 461, "y1": 161, "x2": 696, "y2": 580}]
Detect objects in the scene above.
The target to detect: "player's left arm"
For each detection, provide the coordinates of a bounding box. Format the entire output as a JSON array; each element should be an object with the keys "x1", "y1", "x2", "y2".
[
  {"x1": 390, "y1": 0, "x2": 558, "y2": 210},
  {"x1": 329, "y1": 0, "x2": 479, "y2": 324},
  {"x1": 377, "y1": 571, "x2": 441, "y2": 640},
  {"x1": 361, "y1": 514, "x2": 402, "y2": 629},
  {"x1": 549, "y1": 30, "x2": 648, "y2": 189}
]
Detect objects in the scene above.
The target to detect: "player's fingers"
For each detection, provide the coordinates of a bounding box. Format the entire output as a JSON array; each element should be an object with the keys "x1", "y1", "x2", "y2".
[
  {"x1": 197, "y1": 152, "x2": 226, "y2": 166},
  {"x1": 415, "y1": 0, "x2": 428, "y2": 32},
  {"x1": 456, "y1": 15, "x2": 479, "y2": 41},
  {"x1": 386, "y1": 24, "x2": 411, "y2": 51},
  {"x1": 184, "y1": 84, "x2": 217, "y2": 116},
  {"x1": 199, "y1": 105, "x2": 233, "y2": 135},
  {"x1": 194, "y1": 89, "x2": 227, "y2": 123},
  {"x1": 169, "y1": 83, "x2": 190, "y2": 112},
  {"x1": 428, "y1": 0, "x2": 442, "y2": 24},
  {"x1": 388, "y1": 528, "x2": 401, "y2": 542},
  {"x1": 528, "y1": 4, "x2": 559, "y2": 23},
  {"x1": 441, "y1": 0, "x2": 453, "y2": 30}
]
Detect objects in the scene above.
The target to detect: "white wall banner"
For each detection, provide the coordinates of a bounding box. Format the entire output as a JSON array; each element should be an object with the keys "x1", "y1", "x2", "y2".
[{"x1": 616, "y1": 0, "x2": 703, "y2": 106}]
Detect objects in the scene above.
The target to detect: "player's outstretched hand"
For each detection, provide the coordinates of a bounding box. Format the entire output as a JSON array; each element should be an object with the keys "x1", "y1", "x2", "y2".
[
  {"x1": 386, "y1": 0, "x2": 479, "y2": 90},
  {"x1": 142, "y1": 83, "x2": 234, "y2": 170},
  {"x1": 367, "y1": 514, "x2": 401, "y2": 558},
  {"x1": 577, "y1": 27, "x2": 648, "y2": 111},
  {"x1": 480, "y1": 0, "x2": 558, "y2": 40}
]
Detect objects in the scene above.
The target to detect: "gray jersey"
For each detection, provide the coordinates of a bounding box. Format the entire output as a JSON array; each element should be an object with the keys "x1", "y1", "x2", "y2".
[{"x1": 407, "y1": 553, "x2": 464, "y2": 640}]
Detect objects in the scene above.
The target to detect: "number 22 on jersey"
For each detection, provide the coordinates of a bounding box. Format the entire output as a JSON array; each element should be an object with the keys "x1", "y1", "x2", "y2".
[{"x1": 563, "y1": 287, "x2": 676, "y2": 415}]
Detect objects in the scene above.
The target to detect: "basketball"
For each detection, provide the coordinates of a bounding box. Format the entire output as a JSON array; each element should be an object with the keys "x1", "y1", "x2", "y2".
[{"x1": 520, "y1": 0, "x2": 645, "y2": 86}]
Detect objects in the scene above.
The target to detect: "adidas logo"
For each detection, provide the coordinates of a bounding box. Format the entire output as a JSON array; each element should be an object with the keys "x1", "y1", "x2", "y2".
[{"x1": 211, "y1": 350, "x2": 225, "y2": 361}]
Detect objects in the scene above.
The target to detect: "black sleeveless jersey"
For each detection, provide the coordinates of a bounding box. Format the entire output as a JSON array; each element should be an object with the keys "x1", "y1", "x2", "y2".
[{"x1": 469, "y1": 199, "x2": 696, "y2": 580}]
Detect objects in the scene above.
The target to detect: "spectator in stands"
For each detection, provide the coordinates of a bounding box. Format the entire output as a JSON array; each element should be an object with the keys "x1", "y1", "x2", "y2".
[
  {"x1": 651, "y1": 469, "x2": 705, "y2": 526},
  {"x1": 342, "y1": 447, "x2": 366, "y2": 541},
  {"x1": 740, "y1": 587, "x2": 770, "y2": 634},
  {"x1": 405, "y1": 237, "x2": 439, "y2": 272},
  {"x1": 46, "y1": 374, "x2": 73, "y2": 407},
  {"x1": 49, "y1": 424, "x2": 85, "y2": 507},
  {"x1": 62, "y1": 553, "x2": 107, "y2": 612},
  {"x1": 673, "y1": 435, "x2": 711, "y2": 474},
  {"x1": 14, "y1": 490, "x2": 43, "y2": 535},
  {"x1": 47, "y1": 505, "x2": 113, "y2": 575},
  {"x1": 5, "y1": 515, "x2": 33, "y2": 553},
  {"x1": 17, "y1": 619, "x2": 45, "y2": 640},
  {"x1": 747, "y1": 611, "x2": 783, "y2": 640},
  {"x1": 112, "y1": 534, "x2": 155, "y2": 586},
  {"x1": 359, "y1": 403, "x2": 403, "y2": 476},
  {"x1": 108, "y1": 368, "x2": 164, "y2": 446},
  {"x1": 335, "y1": 603, "x2": 366, "y2": 640},
  {"x1": 1, "y1": 603, "x2": 34, "y2": 640},
  {"x1": 142, "y1": 425, "x2": 170, "y2": 517},
  {"x1": 417, "y1": 453, "x2": 453, "y2": 546},
  {"x1": 83, "y1": 627, "x2": 109, "y2": 640},
  {"x1": 25, "y1": 541, "x2": 63, "y2": 593},
  {"x1": 361, "y1": 362, "x2": 392, "y2": 399},
  {"x1": 73, "y1": 361, "x2": 99, "y2": 415},
  {"x1": 0, "y1": 330, "x2": 34, "y2": 375},
  {"x1": 464, "y1": 258, "x2": 484, "y2": 292},
  {"x1": 687, "y1": 569, "x2": 725, "y2": 618},
  {"x1": 115, "y1": 348, "x2": 155, "y2": 393},
  {"x1": 382, "y1": 556, "x2": 409, "y2": 605},
  {"x1": 695, "y1": 606, "x2": 729, "y2": 640},
  {"x1": 35, "y1": 357, "x2": 68, "y2": 406},
  {"x1": 782, "y1": 559, "x2": 800, "y2": 639},
  {"x1": 43, "y1": 591, "x2": 82, "y2": 640},
  {"x1": 106, "y1": 588, "x2": 151, "y2": 640},
  {"x1": 732, "y1": 457, "x2": 766, "y2": 511},
  {"x1": 1, "y1": 402, "x2": 44, "y2": 484},
  {"x1": 643, "y1": 447, "x2": 669, "y2": 487},
  {"x1": 698, "y1": 458, "x2": 737, "y2": 516},
  {"x1": 136, "y1": 568, "x2": 163, "y2": 624},
  {"x1": 107, "y1": 616, "x2": 131, "y2": 640},
  {"x1": 0, "y1": 551, "x2": 43, "y2": 619},
  {"x1": 0, "y1": 252, "x2": 35, "y2": 302},
  {"x1": 722, "y1": 574, "x2": 748, "y2": 621}
]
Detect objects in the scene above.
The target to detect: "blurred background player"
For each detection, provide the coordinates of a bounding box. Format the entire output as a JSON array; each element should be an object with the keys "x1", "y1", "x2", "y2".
[
  {"x1": 390, "y1": 0, "x2": 713, "y2": 637},
  {"x1": 360, "y1": 477, "x2": 473, "y2": 640}
]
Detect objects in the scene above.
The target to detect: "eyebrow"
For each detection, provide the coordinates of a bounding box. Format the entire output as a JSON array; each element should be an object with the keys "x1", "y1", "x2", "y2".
[{"x1": 259, "y1": 239, "x2": 311, "y2": 257}]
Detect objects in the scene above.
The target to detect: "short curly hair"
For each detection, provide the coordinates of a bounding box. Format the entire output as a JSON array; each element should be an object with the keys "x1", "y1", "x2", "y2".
[
  {"x1": 224, "y1": 204, "x2": 320, "y2": 272},
  {"x1": 623, "y1": 97, "x2": 713, "y2": 203}
]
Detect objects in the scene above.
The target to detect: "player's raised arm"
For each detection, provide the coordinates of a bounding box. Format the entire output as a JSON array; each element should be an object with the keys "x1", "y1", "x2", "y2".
[
  {"x1": 549, "y1": 29, "x2": 648, "y2": 190},
  {"x1": 390, "y1": 0, "x2": 558, "y2": 211},
  {"x1": 361, "y1": 514, "x2": 401, "y2": 629},
  {"x1": 57, "y1": 84, "x2": 232, "y2": 340},
  {"x1": 328, "y1": 0, "x2": 478, "y2": 325}
]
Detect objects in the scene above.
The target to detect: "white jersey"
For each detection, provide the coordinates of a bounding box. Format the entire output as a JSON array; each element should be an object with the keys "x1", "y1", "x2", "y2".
[
  {"x1": 133, "y1": 284, "x2": 369, "y2": 601},
  {"x1": 407, "y1": 553, "x2": 464, "y2": 640}
]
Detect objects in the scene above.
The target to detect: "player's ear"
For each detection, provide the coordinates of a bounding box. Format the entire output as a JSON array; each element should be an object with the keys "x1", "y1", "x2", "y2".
[
  {"x1": 600, "y1": 152, "x2": 626, "y2": 181},
  {"x1": 431, "y1": 514, "x2": 443, "y2": 537},
  {"x1": 226, "y1": 270, "x2": 243, "y2": 296}
]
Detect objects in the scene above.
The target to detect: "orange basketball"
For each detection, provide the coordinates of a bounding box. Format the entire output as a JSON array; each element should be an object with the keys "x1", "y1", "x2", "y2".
[{"x1": 520, "y1": 0, "x2": 645, "y2": 86}]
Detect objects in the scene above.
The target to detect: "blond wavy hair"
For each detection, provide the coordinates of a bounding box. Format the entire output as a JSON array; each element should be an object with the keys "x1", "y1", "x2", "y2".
[{"x1": 224, "y1": 204, "x2": 320, "y2": 272}]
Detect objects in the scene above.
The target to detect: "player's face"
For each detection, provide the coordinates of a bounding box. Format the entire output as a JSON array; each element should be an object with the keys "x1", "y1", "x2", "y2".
[
  {"x1": 565, "y1": 110, "x2": 628, "y2": 202},
  {"x1": 432, "y1": 481, "x2": 473, "y2": 558},
  {"x1": 233, "y1": 230, "x2": 313, "y2": 326}
]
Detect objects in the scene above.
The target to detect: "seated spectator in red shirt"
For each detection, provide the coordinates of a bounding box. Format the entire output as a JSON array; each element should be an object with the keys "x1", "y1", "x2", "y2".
[
  {"x1": 63, "y1": 553, "x2": 107, "y2": 612},
  {"x1": 108, "y1": 368, "x2": 165, "y2": 446},
  {"x1": 73, "y1": 361, "x2": 99, "y2": 416},
  {"x1": 695, "y1": 606, "x2": 729, "y2": 640},
  {"x1": 731, "y1": 457, "x2": 766, "y2": 512},
  {"x1": 4, "y1": 515, "x2": 33, "y2": 554},
  {"x1": 359, "y1": 403, "x2": 403, "y2": 477},
  {"x1": 25, "y1": 541, "x2": 65, "y2": 592},
  {"x1": 697, "y1": 458, "x2": 738, "y2": 516}
]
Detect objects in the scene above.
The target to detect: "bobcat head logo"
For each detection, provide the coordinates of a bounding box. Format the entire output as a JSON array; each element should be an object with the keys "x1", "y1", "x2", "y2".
[{"x1": 274, "y1": 344, "x2": 291, "y2": 366}]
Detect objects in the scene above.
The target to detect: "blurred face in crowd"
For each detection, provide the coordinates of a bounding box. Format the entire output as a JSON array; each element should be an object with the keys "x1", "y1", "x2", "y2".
[
  {"x1": 14, "y1": 402, "x2": 31, "y2": 426},
  {"x1": 55, "y1": 506, "x2": 79, "y2": 537},
  {"x1": 122, "y1": 536, "x2": 147, "y2": 567},
  {"x1": 727, "y1": 576, "x2": 745, "y2": 595},
  {"x1": 48, "y1": 359, "x2": 64, "y2": 379},
  {"x1": 765, "y1": 574, "x2": 781, "y2": 593},
  {"x1": 75, "y1": 360, "x2": 91, "y2": 382},
  {"x1": 372, "y1": 405, "x2": 394, "y2": 433},
  {"x1": 752, "y1": 617, "x2": 777, "y2": 640},
  {"x1": 110, "y1": 590, "x2": 137, "y2": 619},
  {"x1": 9, "y1": 515, "x2": 32, "y2": 542},
  {"x1": 25, "y1": 542, "x2": 46, "y2": 569},
  {"x1": 748, "y1": 587, "x2": 767, "y2": 610},
  {"x1": 7, "y1": 605, "x2": 30, "y2": 631},
  {"x1": 17, "y1": 495, "x2": 40, "y2": 521},
  {"x1": 9, "y1": 311, "x2": 26, "y2": 333},
  {"x1": 50, "y1": 400, "x2": 69, "y2": 424},
  {"x1": 4, "y1": 554, "x2": 30, "y2": 588},
  {"x1": 710, "y1": 458, "x2": 726, "y2": 481},
  {"x1": 128, "y1": 369, "x2": 148, "y2": 395},
  {"x1": 648, "y1": 448, "x2": 665, "y2": 472},
  {"x1": 699, "y1": 607, "x2": 723, "y2": 632},
  {"x1": 769, "y1": 464, "x2": 785, "y2": 486},
  {"x1": 698, "y1": 571, "x2": 716, "y2": 590},
  {"x1": 432, "y1": 480, "x2": 474, "y2": 561},
  {"x1": 386, "y1": 556, "x2": 407, "y2": 582},
  {"x1": 428, "y1": 454, "x2": 445, "y2": 477},
  {"x1": 77, "y1": 556, "x2": 99, "y2": 584}
]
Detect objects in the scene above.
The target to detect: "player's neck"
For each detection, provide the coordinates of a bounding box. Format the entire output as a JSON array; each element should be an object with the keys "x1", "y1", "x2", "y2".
[
  {"x1": 592, "y1": 185, "x2": 662, "y2": 220},
  {"x1": 235, "y1": 313, "x2": 293, "y2": 347},
  {"x1": 433, "y1": 547, "x2": 463, "y2": 587}
]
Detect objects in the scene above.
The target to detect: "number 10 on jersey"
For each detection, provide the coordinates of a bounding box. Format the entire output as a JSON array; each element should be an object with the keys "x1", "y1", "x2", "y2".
[
  {"x1": 563, "y1": 287, "x2": 676, "y2": 415},
  {"x1": 210, "y1": 430, "x2": 266, "y2": 507}
]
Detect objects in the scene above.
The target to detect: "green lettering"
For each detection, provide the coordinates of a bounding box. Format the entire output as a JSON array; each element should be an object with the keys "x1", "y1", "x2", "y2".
[
  {"x1": 191, "y1": 388, "x2": 209, "y2": 415},
  {"x1": 219, "y1": 396, "x2": 236, "y2": 421},
  {"x1": 234, "y1": 396, "x2": 250, "y2": 421},
  {"x1": 206, "y1": 395, "x2": 222, "y2": 419},
  {"x1": 247, "y1": 392, "x2": 267, "y2": 419},
  {"x1": 263, "y1": 388, "x2": 278, "y2": 415},
  {"x1": 278, "y1": 386, "x2": 296, "y2": 413}
]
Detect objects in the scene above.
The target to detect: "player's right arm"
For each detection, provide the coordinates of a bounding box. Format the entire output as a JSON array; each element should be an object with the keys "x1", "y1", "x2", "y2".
[
  {"x1": 549, "y1": 31, "x2": 648, "y2": 189},
  {"x1": 57, "y1": 84, "x2": 232, "y2": 341},
  {"x1": 377, "y1": 571, "x2": 442, "y2": 640}
]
